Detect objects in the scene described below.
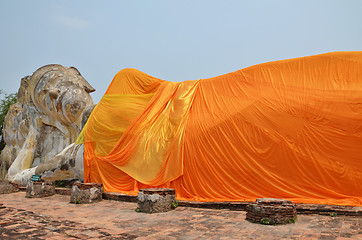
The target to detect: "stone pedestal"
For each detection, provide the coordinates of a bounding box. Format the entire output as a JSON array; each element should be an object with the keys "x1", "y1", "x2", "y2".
[
  {"x1": 70, "y1": 182, "x2": 103, "y2": 204},
  {"x1": 26, "y1": 181, "x2": 55, "y2": 198},
  {"x1": 137, "y1": 188, "x2": 176, "y2": 213},
  {"x1": 0, "y1": 180, "x2": 19, "y2": 194},
  {"x1": 246, "y1": 198, "x2": 297, "y2": 225}
]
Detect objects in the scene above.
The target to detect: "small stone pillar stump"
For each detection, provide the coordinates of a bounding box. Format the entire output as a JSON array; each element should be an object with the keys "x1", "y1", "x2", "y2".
[
  {"x1": 26, "y1": 181, "x2": 55, "y2": 198},
  {"x1": 70, "y1": 182, "x2": 103, "y2": 204},
  {"x1": 0, "y1": 180, "x2": 19, "y2": 194},
  {"x1": 246, "y1": 198, "x2": 297, "y2": 225},
  {"x1": 137, "y1": 188, "x2": 176, "y2": 213}
]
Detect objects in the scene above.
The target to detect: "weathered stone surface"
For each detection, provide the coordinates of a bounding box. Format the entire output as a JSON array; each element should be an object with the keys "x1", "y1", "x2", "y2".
[
  {"x1": 0, "y1": 64, "x2": 95, "y2": 184},
  {"x1": 0, "y1": 102, "x2": 27, "y2": 180},
  {"x1": 70, "y1": 182, "x2": 103, "y2": 204},
  {"x1": 246, "y1": 198, "x2": 297, "y2": 225},
  {"x1": 0, "y1": 180, "x2": 19, "y2": 194},
  {"x1": 26, "y1": 181, "x2": 55, "y2": 198},
  {"x1": 137, "y1": 188, "x2": 176, "y2": 213}
]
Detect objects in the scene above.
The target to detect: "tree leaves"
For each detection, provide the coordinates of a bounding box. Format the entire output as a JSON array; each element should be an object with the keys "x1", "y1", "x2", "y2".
[{"x1": 0, "y1": 90, "x2": 18, "y2": 152}]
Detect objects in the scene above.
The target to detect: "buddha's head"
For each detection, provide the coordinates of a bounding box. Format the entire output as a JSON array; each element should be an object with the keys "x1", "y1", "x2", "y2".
[{"x1": 29, "y1": 64, "x2": 95, "y2": 125}]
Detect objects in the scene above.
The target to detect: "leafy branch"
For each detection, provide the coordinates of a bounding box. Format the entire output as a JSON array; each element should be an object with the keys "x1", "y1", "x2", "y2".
[{"x1": 0, "y1": 90, "x2": 18, "y2": 152}]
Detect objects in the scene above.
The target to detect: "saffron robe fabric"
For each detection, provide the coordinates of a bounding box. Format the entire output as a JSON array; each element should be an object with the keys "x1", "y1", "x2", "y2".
[{"x1": 77, "y1": 52, "x2": 362, "y2": 206}]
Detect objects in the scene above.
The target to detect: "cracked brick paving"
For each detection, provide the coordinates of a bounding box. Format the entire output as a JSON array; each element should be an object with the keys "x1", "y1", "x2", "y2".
[{"x1": 1, "y1": 192, "x2": 361, "y2": 239}]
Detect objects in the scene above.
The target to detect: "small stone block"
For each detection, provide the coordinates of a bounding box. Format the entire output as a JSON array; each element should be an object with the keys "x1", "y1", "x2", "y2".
[
  {"x1": 70, "y1": 182, "x2": 103, "y2": 204},
  {"x1": 26, "y1": 181, "x2": 55, "y2": 198},
  {"x1": 137, "y1": 188, "x2": 176, "y2": 213},
  {"x1": 0, "y1": 180, "x2": 19, "y2": 194},
  {"x1": 246, "y1": 198, "x2": 297, "y2": 225}
]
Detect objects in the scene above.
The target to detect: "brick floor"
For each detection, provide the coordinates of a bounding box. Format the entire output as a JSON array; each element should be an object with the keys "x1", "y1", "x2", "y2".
[{"x1": 0, "y1": 192, "x2": 361, "y2": 239}]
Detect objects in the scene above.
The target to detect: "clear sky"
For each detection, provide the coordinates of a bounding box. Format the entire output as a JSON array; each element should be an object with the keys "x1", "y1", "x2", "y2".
[{"x1": 1, "y1": 0, "x2": 361, "y2": 103}]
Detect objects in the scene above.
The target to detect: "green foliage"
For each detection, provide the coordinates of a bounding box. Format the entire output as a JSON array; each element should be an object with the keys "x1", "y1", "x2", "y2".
[
  {"x1": 260, "y1": 218, "x2": 270, "y2": 225},
  {"x1": 65, "y1": 232, "x2": 75, "y2": 237},
  {"x1": 74, "y1": 200, "x2": 80, "y2": 204},
  {"x1": 135, "y1": 207, "x2": 140, "y2": 212},
  {"x1": 55, "y1": 180, "x2": 65, "y2": 188},
  {"x1": 0, "y1": 90, "x2": 18, "y2": 153},
  {"x1": 286, "y1": 217, "x2": 297, "y2": 224},
  {"x1": 171, "y1": 200, "x2": 179, "y2": 209},
  {"x1": 330, "y1": 212, "x2": 337, "y2": 217}
]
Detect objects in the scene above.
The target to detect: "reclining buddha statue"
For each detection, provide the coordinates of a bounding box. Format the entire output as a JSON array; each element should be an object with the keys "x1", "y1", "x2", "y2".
[{"x1": 0, "y1": 64, "x2": 95, "y2": 185}]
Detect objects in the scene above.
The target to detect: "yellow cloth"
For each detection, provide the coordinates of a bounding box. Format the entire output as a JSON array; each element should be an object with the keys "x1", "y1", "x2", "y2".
[{"x1": 77, "y1": 52, "x2": 362, "y2": 206}]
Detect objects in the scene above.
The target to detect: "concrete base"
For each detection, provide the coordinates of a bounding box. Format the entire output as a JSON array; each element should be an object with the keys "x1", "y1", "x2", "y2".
[
  {"x1": 246, "y1": 198, "x2": 297, "y2": 225},
  {"x1": 26, "y1": 181, "x2": 55, "y2": 198},
  {"x1": 70, "y1": 182, "x2": 103, "y2": 204},
  {"x1": 137, "y1": 188, "x2": 176, "y2": 213},
  {"x1": 0, "y1": 180, "x2": 19, "y2": 194}
]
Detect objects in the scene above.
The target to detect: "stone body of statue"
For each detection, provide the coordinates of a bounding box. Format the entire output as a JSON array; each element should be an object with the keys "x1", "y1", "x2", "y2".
[{"x1": 0, "y1": 64, "x2": 95, "y2": 185}]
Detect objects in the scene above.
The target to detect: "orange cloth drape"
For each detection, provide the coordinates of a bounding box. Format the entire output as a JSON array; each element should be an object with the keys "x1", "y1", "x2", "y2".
[{"x1": 78, "y1": 52, "x2": 362, "y2": 206}]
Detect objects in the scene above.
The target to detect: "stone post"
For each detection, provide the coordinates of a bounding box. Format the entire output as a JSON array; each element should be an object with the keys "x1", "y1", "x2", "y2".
[
  {"x1": 70, "y1": 182, "x2": 103, "y2": 204},
  {"x1": 137, "y1": 188, "x2": 176, "y2": 213},
  {"x1": 0, "y1": 180, "x2": 19, "y2": 194},
  {"x1": 26, "y1": 181, "x2": 55, "y2": 198},
  {"x1": 246, "y1": 198, "x2": 297, "y2": 225}
]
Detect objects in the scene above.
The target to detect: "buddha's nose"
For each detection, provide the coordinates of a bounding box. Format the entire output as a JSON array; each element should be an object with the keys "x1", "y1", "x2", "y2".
[{"x1": 48, "y1": 87, "x2": 60, "y2": 100}]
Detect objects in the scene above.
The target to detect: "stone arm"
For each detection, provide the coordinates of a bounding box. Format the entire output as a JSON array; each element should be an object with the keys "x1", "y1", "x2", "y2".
[
  {"x1": 8, "y1": 104, "x2": 96, "y2": 185},
  {"x1": 7, "y1": 124, "x2": 39, "y2": 180}
]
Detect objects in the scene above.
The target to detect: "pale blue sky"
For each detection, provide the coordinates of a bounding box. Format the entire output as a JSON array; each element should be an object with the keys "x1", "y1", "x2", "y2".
[{"x1": 1, "y1": 0, "x2": 361, "y2": 103}]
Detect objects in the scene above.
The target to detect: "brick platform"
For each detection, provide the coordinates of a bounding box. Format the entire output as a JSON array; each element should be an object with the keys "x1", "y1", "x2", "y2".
[
  {"x1": 1, "y1": 193, "x2": 362, "y2": 239},
  {"x1": 102, "y1": 191, "x2": 137, "y2": 202},
  {"x1": 70, "y1": 182, "x2": 103, "y2": 204},
  {"x1": 55, "y1": 188, "x2": 71, "y2": 196},
  {"x1": 18, "y1": 186, "x2": 362, "y2": 216},
  {"x1": 246, "y1": 198, "x2": 297, "y2": 225},
  {"x1": 137, "y1": 188, "x2": 176, "y2": 213},
  {"x1": 178, "y1": 200, "x2": 250, "y2": 210}
]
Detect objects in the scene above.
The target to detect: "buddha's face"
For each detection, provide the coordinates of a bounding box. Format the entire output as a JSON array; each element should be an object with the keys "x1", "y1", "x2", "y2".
[{"x1": 34, "y1": 67, "x2": 94, "y2": 125}]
